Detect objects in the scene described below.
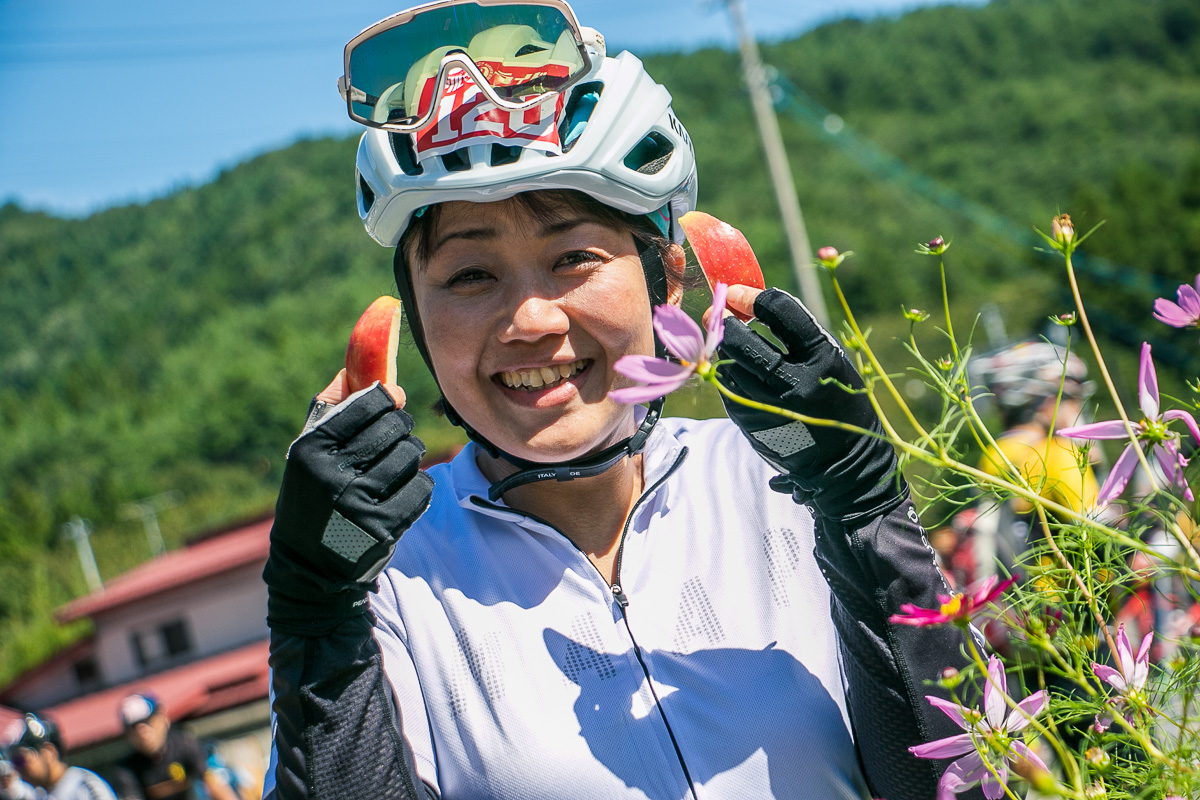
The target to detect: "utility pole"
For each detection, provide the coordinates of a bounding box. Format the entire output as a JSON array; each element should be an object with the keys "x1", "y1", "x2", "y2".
[
  {"x1": 721, "y1": 0, "x2": 830, "y2": 326},
  {"x1": 119, "y1": 491, "x2": 181, "y2": 557},
  {"x1": 63, "y1": 516, "x2": 103, "y2": 594}
]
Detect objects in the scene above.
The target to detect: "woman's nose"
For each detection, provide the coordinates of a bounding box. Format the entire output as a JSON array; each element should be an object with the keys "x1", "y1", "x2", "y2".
[{"x1": 499, "y1": 293, "x2": 570, "y2": 343}]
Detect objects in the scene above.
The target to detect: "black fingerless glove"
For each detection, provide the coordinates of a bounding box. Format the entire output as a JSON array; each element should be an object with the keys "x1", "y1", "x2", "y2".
[
  {"x1": 263, "y1": 385, "x2": 434, "y2": 636},
  {"x1": 716, "y1": 288, "x2": 905, "y2": 523}
]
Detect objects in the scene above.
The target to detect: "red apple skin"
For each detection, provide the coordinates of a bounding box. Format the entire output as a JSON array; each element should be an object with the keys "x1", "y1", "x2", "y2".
[
  {"x1": 345, "y1": 296, "x2": 403, "y2": 393},
  {"x1": 678, "y1": 211, "x2": 765, "y2": 322}
]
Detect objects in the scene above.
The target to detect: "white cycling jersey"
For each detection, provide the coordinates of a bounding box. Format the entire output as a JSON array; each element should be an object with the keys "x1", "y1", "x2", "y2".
[{"x1": 370, "y1": 415, "x2": 871, "y2": 799}]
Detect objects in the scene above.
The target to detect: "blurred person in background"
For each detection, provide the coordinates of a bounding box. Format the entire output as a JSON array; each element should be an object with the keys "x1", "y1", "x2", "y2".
[
  {"x1": 9, "y1": 714, "x2": 116, "y2": 800},
  {"x1": 109, "y1": 695, "x2": 240, "y2": 800},
  {"x1": 967, "y1": 339, "x2": 1099, "y2": 582},
  {"x1": 0, "y1": 752, "x2": 38, "y2": 800}
]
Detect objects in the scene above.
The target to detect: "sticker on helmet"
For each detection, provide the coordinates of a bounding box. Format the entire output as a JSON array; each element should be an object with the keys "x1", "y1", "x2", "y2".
[{"x1": 413, "y1": 66, "x2": 565, "y2": 161}]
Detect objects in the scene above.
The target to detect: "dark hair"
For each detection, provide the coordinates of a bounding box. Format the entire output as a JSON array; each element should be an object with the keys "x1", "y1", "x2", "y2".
[{"x1": 398, "y1": 189, "x2": 688, "y2": 297}]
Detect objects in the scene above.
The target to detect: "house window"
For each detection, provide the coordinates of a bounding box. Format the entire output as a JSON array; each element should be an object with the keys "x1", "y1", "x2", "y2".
[
  {"x1": 73, "y1": 657, "x2": 100, "y2": 687},
  {"x1": 130, "y1": 619, "x2": 193, "y2": 670}
]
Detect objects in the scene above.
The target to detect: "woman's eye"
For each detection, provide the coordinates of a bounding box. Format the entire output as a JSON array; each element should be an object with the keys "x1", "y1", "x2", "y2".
[
  {"x1": 445, "y1": 267, "x2": 493, "y2": 288},
  {"x1": 557, "y1": 250, "x2": 605, "y2": 269}
]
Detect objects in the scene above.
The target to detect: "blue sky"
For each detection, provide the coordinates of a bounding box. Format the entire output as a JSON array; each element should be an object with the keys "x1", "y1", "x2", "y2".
[{"x1": 0, "y1": 0, "x2": 981, "y2": 216}]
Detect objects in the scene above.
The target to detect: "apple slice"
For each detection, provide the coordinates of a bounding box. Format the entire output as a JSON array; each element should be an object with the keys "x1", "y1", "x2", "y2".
[
  {"x1": 345, "y1": 296, "x2": 403, "y2": 393},
  {"x1": 678, "y1": 211, "x2": 765, "y2": 322}
]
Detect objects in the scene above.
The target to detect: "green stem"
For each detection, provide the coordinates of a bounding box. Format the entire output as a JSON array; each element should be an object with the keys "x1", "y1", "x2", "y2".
[
  {"x1": 940, "y1": 254, "x2": 959, "y2": 361},
  {"x1": 829, "y1": 273, "x2": 939, "y2": 453},
  {"x1": 1035, "y1": 505, "x2": 1120, "y2": 660}
]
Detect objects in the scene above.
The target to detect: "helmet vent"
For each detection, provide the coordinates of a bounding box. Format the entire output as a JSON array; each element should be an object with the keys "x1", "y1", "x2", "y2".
[
  {"x1": 388, "y1": 133, "x2": 424, "y2": 176},
  {"x1": 624, "y1": 132, "x2": 674, "y2": 175},
  {"x1": 359, "y1": 175, "x2": 375, "y2": 214},
  {"x1": 490, "y1": 144, "x2": 523, "y2": 166},
  {"x1": 441, "y1": 148, "x2": 472, "y2": 172},
  {"x1": 559, "y1": 82, "x2": 604, "y2": 153}
]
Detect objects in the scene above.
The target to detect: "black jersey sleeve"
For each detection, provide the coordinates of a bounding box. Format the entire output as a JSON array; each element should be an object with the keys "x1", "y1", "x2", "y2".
[
  {"x1": 266, "y1": 612, "x2": 439, "y2": 800},
  {"x1": 813, "y1": 496, "x2": 984, "y2": 800}
]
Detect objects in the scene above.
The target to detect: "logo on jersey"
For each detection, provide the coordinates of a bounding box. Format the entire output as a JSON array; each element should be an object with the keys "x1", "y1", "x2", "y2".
[{"x1": 413, "y1": 65, "x2": 565, "y2": 161}]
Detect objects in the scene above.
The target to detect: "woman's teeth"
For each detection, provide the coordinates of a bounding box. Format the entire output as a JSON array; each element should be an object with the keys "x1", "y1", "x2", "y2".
[{"x1": 500, "y1": 359, "x2": 587, "y2": 390}]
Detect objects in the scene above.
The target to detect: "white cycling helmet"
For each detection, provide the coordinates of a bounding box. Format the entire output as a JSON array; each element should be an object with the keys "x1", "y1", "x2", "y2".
[
  {"x1": 970, "y1": 341, "x2": 1094, "y2": 426},
  {"x1": 354, "y1": 47, "x2": 698, "y2": 248}
]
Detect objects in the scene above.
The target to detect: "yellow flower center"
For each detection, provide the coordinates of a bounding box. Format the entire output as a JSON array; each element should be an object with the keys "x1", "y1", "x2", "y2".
[{"x1": 940, "y1": 595, "x2": 965, "y2": 617}]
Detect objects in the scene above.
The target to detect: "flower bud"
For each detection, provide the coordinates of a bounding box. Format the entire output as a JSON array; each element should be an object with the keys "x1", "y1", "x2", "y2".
[
  {"x1": 816, "y1": 246, "x2": 848, "y2": 271},
  {"x1": 902, "y1": 307, "x2": 931, "y2": 323},
  {"x1": 1083, "y1": 781, "x2": 1107, "y2": 799},
  {"x1": 1052, "y1": 214, "x2": 1075, "y2": 246},
  {"x1": 1085, "y1": 747, "x2": 1111, "y2": 769},
  {"x1": 937, "y1": 356, "x2": 954, "y2": 372},
  {"x1": 1051, "y1": 312, "x2": 1077, "y2": 326},
  {"x1": 915, "y1": 236, "x2": 950, "y2": 256}
]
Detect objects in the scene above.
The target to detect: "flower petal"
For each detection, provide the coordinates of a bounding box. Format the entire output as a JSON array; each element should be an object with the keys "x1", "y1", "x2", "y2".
[
  {"x1": 1005, "y1": 690, "x2": 1047, "y2": 733},
  {"x1": 1178, "y1": 283, "x2": 1200, "y2": 319},
  {"x1": 1092, "y1": 663, "x2": 1127, "y2": 692},
  {"x1": 705, "y1": 282, "x2": 727, "y2": 357},
  {"x1": 608, "y1": 381, "x2": 687, "y2": 405},
  {"x1": 1164, "y1": 409, "x2": 1200, "y2": 445},
  {"x1": 1132, "y1": 631, "x2": 1153, "y2": 690},
  {"x1": 938, "y1": 753, "x2": 988, "y2": 800},
  {"x1": 1097, "y1": 444, "x2": 1139, "y2": 506},
  {"x1": 652, "y1": 305, "x2": 705, "y2": 364},
  {"x1": 982, "y1": 767, "x2": 1008, "y2": 800},
  {"x1": 1114, "y1": 623, "x2": 1134, "y2": 678},
  {"x1": 926, "y1": 696, "x2": 972, "y2": 730},
  {"x1": 1152, "y1": 443, "x2": 1193, "y2": 501},
  {"x1": 1009, "y1": 740, "x2": 1050, "y2": 776},
  {"x1": 984, "y1": 656, "x2": 1008, "y2": 729},
  {"x1": 911, "y1": 733, "x2": 977, "y2": 760},
  {"x1": 1058, "y1": 419, "x2": 1134, "y2": 440},
  {"x1": 612, "y1": 354, "x2": 692, "y2": 385},
  {"x1": 1153, "y1": 298, "x2": 1193, "y2": 328},
  {"x1": 1138, "y1": 342, "x2": 1160, "y2": 419}
]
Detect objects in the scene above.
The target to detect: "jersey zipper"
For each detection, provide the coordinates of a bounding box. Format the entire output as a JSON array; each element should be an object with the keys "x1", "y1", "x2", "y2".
[{"x1": 609, "y1": 447, "x2": 697, "y2": 799}]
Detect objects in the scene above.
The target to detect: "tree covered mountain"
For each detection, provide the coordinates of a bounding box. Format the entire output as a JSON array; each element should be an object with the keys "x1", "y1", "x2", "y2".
[{"x1": 2, "y1": 0, "x2": 1198, "y2": 683}]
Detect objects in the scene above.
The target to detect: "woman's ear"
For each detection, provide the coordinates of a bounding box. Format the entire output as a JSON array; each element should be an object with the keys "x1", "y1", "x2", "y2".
[{"x1": 666, "y1": 243, "x2": 686, "y2": 307}]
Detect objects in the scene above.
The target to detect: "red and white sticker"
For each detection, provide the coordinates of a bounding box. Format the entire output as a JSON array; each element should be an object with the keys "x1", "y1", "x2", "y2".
[{"x1": 412, "y1": 64, "x2": 566, "y2": 161}]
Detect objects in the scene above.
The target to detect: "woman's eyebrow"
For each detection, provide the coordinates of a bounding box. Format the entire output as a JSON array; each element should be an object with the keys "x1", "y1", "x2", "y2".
[{"x1": 432, "y1": 226, "x2": 496, "y2": 253}]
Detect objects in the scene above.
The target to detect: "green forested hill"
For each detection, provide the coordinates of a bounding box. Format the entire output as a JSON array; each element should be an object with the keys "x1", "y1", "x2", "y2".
[{"x1": 2, "y1": 0, "x2": 1199, "y2": 683}]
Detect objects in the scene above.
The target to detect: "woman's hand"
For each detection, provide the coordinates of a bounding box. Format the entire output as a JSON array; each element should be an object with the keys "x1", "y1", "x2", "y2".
[
  {"x1": 712, "y1": 287, "x2": 905, "y2": 523},
  {"x1": 263, "y1": 378, "x2": 434, "y2": 636},
  {"x1": 316, "y1": 368, "x2": 407, "y2": 408}
]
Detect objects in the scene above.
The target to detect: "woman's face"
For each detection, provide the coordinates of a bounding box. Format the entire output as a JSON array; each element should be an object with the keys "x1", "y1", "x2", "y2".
[{"x1": 412, "y1": 196, "x2": 659, "y2": 463}]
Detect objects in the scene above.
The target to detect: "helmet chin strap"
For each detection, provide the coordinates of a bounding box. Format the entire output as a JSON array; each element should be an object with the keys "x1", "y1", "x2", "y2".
[
  {"x1": 445, "y1": 398, "x2": 664, "y2": 501},
  {"x1": 394, "y1": 232, "x2": 672, "y2": 502}
]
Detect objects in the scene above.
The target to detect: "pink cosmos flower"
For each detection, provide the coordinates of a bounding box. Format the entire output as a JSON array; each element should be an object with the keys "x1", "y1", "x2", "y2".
[
  {"x1": 1092, "y1": 623, "x2": 1152, "y2": 733},
  {"x1": 911, "y1": 655, "x2": 1049, "y2": 800},
  {"x1": 1059, "y1": 343, "x2": 1200, "y2": 506},
  {"x1": 890, "y1": 575, "x2": 1016, "y2": 628},
  {"x1": 1093, "y1": 622, "x2": 1152, "y2": 695},
  {"x1": 608, "y1": 283, "x2": 727, "y2": 404},
  {"x1": 1153, "y1": 275, "x2": 1200, "y2": 330}
]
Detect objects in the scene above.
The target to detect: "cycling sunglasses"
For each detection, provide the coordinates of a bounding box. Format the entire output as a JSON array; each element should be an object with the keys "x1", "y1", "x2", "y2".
[{"x1": 339, "y1": 0, "x2": 598, "y2": 133}]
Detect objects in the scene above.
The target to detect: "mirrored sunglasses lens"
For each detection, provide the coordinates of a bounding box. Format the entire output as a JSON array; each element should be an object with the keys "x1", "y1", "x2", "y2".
[{"x1": 347, "y1": 2, "x2": 584, "y2": 126}]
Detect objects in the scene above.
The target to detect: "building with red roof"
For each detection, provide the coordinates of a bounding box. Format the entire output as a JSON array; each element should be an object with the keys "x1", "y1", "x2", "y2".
[{"x1": 0, "y1": 515, "x2": 273, "y2": 795}]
